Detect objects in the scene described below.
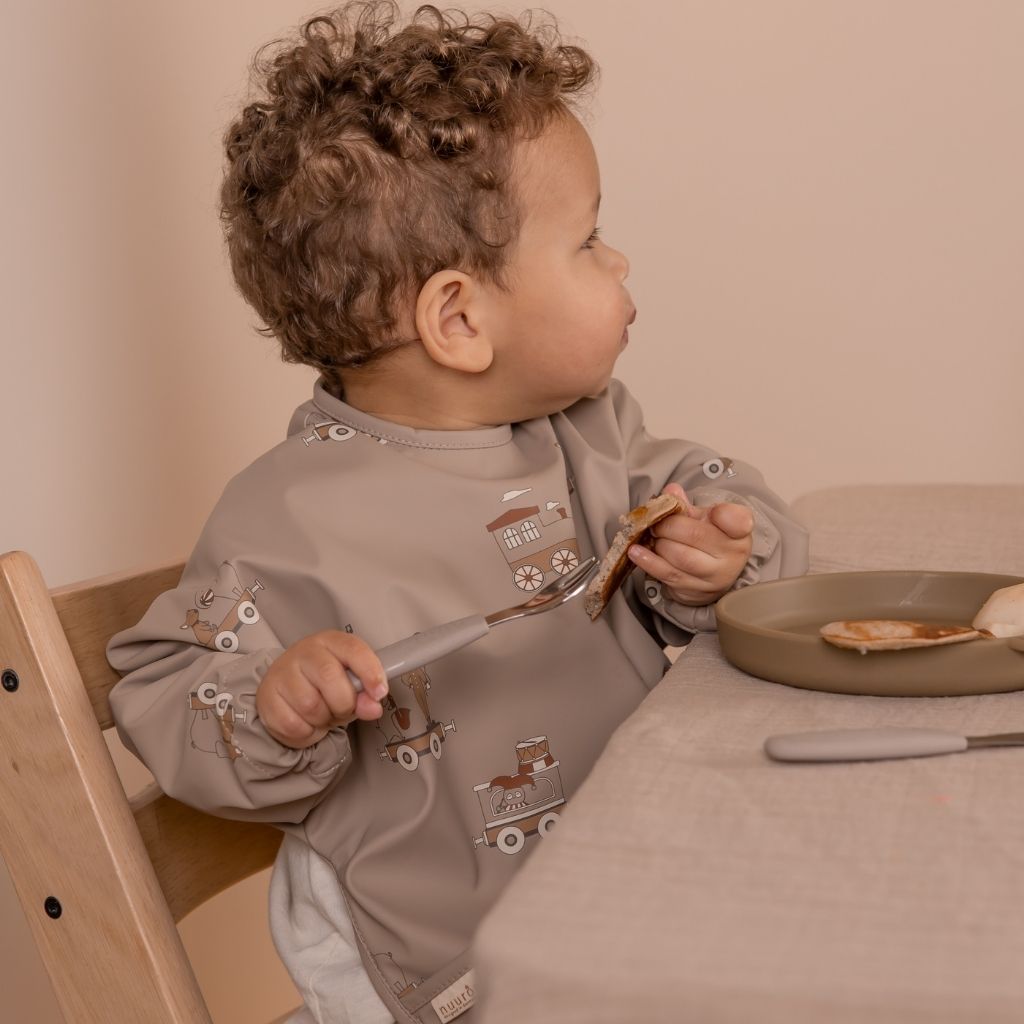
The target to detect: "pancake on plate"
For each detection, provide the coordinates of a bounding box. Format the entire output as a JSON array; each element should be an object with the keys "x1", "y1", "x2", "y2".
[{"x1": 820, "y1": 619, "x2": 986, "y2": 654}]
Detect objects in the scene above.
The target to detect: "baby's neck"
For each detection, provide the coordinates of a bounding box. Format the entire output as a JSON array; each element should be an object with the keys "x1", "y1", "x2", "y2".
[{"x1": 339, "y1": 349, "x2": 509, "y2": 430}]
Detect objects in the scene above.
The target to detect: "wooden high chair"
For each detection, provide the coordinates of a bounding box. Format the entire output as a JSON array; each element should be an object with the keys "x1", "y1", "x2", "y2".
[{"x1": 0, "y1": 549, "x2": 299, "y2": 1023}]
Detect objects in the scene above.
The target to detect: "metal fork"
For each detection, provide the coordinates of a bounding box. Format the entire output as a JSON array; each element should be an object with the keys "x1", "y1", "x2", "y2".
[{"x1": 347, "y1": 555, "x2": 598, "y2": 692}]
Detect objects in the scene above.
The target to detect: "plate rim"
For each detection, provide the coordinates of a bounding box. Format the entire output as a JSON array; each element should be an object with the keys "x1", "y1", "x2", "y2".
[{"x1": 715, "y1": 569, "x2": 1024, "y2": 646}]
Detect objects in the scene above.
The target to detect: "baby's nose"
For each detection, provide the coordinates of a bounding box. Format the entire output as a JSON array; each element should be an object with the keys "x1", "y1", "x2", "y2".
[{"x1": 611, "y1": 245, "x2": 630, "y2": 281}]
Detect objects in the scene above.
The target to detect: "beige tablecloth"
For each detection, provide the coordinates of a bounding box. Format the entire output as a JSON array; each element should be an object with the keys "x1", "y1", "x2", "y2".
[
  {"x1": 473, "y1": 484, "x2": 1024, "y2": 1023},
  {"x1": 792, "y1": 483, "x2": 1024, "y2": 576}
]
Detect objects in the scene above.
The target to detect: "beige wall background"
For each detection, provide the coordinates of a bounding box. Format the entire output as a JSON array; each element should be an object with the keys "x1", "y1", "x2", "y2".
[{"x1": 2, "y1": 1, "x2": 1022, "y2": 1021}]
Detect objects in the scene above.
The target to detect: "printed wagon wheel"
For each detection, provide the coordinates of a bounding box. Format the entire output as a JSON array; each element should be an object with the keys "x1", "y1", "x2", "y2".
[
  {"x1": 327, "y1": 423, "x2": 357, "y2": 442},
  {"x1": 395, "y1": 745, "x2": 418, "y2": 772},
  {"x1": 549, "y1": 549, "x2": 579, "y2": 575},
  {"x1": 537, "y1": 811, "x2": 560, "y2": 836},
  {"x1": 196, "y1": 681, "x2": 219, "y2": 705},
  {"x1": 512, "y1": 564, "x2": 544, "y2": 591},
  {"x1": 495, "y1": 826, "x2": 526, "y2": 855},
  {"x1": 213, "y1": 630, "x2": 239, "y2": 653},
  {"x1": 702, "y1": 457, "x2": 726, "y2": 480},
  {"x1": 236, "y1": 600, "x2": 259, "y2": 624},
  {"x1": 429, "y1": 732, "x2": 443, "y2": 760}
]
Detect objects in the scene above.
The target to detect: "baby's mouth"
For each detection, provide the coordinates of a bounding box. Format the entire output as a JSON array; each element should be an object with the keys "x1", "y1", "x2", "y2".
[{"x1": 622, "y1": 307, "x2": 637, "y2": 345}]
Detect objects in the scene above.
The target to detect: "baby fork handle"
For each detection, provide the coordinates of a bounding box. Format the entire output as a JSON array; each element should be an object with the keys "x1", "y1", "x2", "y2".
[{"x1": 346, "y1": 615, "x2": 490, "y2": 693}]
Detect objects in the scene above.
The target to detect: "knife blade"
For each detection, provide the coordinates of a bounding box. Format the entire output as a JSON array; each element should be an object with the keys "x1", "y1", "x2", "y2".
[{"x1": 764, "y1": 727, "x2": 1024, "y2": 762}]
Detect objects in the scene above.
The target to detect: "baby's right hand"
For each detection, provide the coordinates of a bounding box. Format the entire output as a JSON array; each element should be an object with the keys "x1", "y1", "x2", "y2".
[{"x1": 255, "y1": 630, "x2": 388, "y2": 749}]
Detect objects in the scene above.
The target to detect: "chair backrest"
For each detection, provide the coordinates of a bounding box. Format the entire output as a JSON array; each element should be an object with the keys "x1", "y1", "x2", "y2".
[{"x1": 0, "y1": 549, "x2": 284, "y2": 1024}]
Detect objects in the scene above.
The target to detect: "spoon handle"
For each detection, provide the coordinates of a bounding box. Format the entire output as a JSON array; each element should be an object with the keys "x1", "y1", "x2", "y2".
[{"x1": 764, "y1": 728, "x2": 969, "y2": 762}]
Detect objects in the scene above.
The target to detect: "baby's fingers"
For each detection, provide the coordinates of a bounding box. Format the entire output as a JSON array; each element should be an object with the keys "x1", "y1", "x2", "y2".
[
  {"x1": 661, "y1": 481, "x2": 691, "y2": 509},
  {"x1": 709, "y1": 502, "x2": 754, "y2": 541},
  {"x1": 627, "y1": 541, "x2": 719, "y2": 602},
  {"x1": 661, "y1": 482, "x2": 711, "y2": 522},
  {"x1": 351, "y1": 689, "x2": 387, "y2": 722},
  {"x1": 310, "y1": 632, "x2": 387, "y2": 722},
  {"x1": 260, "y1": 689, "x2": 325, "y2": 748}
]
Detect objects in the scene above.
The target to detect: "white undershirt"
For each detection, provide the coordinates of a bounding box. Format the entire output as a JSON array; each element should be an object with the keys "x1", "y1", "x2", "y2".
[{"x1": 269, "y1": 834, "x2": 394, "y2": 1024}]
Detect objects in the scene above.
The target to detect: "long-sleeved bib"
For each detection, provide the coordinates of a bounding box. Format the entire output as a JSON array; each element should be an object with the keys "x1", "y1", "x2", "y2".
[{"x1": 107, "y1": 378, "x2": 808, "y2": 1022}]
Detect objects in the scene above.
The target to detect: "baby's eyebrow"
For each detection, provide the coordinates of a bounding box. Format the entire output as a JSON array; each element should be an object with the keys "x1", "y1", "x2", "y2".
[{"x1": 575, "y1": 193, "x2": 600, "y2": 224}]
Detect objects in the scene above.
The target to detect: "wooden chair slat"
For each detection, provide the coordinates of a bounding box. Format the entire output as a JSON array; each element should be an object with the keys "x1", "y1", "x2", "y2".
[
  {"x1": 0, "y1": 550, "x2": 212, "y2": 1023},
  {"x1": 130, "y1": 783, "x2": 283, "y2": 923},
  {"x1": 49, "y1": 558, "x2": 186, "y2": 730},
  {"x1": 0, "y1": 549, "x2": 299, "y2": 1022}
]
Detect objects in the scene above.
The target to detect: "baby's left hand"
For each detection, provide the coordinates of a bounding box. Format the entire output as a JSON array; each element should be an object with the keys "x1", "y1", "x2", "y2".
[{"x1": 627, "y1": 482, "x2": 754, "y2": 606}]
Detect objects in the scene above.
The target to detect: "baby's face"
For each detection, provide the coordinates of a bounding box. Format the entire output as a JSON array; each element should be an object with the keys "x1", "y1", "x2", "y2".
[{"x1": 483, "y1": 114, "x2": 634, "y2": 419}]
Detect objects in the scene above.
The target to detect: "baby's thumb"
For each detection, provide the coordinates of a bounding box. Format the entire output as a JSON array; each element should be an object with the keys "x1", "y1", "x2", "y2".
[
  {"x1": 661, "y1": 482, "x2": 708, "y2": 520},
  {"x1": 710, "y1": 502, "x2": 754, "y2": 540},
  {"x1": 661, "y1": 481, "x2": 690, "y2": 507}
]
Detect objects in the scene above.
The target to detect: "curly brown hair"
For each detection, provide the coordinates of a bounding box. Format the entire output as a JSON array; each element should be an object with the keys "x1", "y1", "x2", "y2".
[{"x1": 219, "y1": 1, "x2": 596, "y2": 384}]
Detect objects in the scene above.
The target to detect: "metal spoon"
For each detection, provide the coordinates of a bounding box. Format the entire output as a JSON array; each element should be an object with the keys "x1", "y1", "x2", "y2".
[{"x1": 347, "y1": 555, "x2": 598, "y2": 692}]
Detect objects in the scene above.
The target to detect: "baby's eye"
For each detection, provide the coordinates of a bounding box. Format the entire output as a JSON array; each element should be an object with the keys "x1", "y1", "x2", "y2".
[{"x1": 581, "y1": 226, "x2": 602, "y2": 250}]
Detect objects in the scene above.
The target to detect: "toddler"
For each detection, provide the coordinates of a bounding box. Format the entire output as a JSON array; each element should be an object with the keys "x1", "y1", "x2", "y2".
[{"x1": 107, "y1": 3, "x2": 809, "y2": 1022}]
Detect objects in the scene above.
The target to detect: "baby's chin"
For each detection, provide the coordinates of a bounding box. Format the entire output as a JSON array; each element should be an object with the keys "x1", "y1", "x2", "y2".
[
  {"x1": 547, "y1": 384, "x2": 614, "y2": 415},
  {"x1": 502, "y1": 374, "x2": 617, "y2": 423}
]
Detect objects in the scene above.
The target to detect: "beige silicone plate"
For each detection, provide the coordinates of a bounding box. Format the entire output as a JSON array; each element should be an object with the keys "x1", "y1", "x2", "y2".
[{"x1": 716, "y1": 571, "x2": 1024, "y2": 697}]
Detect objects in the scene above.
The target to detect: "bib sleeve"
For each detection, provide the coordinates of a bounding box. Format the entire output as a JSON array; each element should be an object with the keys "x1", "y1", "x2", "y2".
[
  {"x1": 106, "y1": 476, "x2": 352, "y2": 826},
  {"x1": 609, "y1": 380, "x2": 810, "y2": 641}
]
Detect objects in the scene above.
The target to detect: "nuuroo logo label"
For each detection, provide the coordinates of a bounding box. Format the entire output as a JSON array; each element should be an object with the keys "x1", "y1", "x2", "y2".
[{"x1": 430, "y1": 971, "x2": 475, "y2": 1022}]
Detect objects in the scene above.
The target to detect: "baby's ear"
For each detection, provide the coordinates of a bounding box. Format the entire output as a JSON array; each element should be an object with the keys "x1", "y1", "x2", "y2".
[{"x1": 414, "y1": 270, "x2": 493, "y2": 373}]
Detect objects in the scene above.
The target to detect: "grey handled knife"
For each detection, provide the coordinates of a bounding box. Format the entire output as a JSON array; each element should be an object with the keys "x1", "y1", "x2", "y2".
[{"x1": 764, "y1": 727, "x2": 1024, "y2": 762}]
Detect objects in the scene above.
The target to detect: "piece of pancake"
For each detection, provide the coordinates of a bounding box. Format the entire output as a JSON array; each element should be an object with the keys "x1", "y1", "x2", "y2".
[
  {"x1": 584, "y1": 492, "x2": 685, "y2": 620},
  {"x1": 820, "y1": 619, "x2": 985, "y2": 653}
]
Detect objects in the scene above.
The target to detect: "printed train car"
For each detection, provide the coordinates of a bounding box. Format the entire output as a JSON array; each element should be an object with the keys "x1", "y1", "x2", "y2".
[
  {"x1": 486, "y1": 502, "x2": 580, "y2": 591},
  {"x1": 472, "y1": 736, "x2": 565, "y2": 855}
]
